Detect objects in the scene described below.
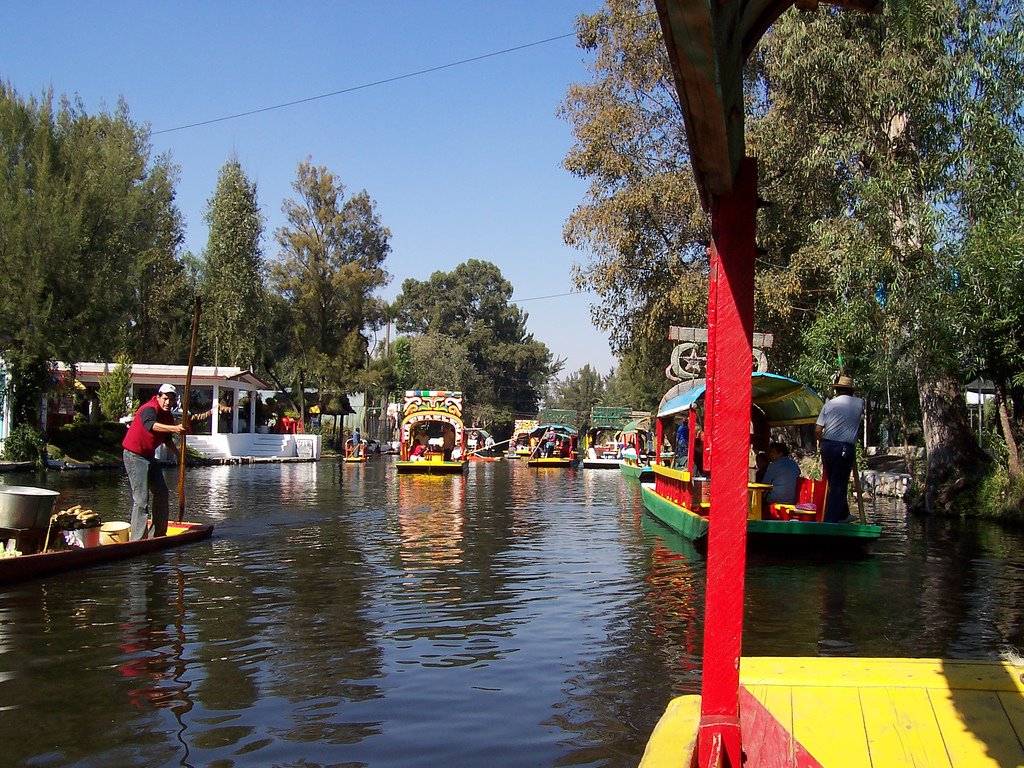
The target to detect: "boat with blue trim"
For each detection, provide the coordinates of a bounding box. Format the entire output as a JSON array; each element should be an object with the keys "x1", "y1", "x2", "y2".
[{"x1": 641, "y1": 372, "x2": 881, "y2": 550}]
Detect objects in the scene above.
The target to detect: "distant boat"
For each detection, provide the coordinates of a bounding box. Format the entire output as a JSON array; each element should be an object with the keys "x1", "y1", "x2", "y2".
[
  {"x1": 525, "y1": 423, "x2": 579, "y2": 468},
  {"x1": 464, "y1": 428, "x2": 503, "y2": 461},
  {"x1": 394, "y1": 391, "x2": 468, "y2": 475},
  {"x1": 618, "y1": 415, "x2": 654, "y2": 481},
  {"x1": 582, "y1": 406, "x2": 630, "y2": 469}
]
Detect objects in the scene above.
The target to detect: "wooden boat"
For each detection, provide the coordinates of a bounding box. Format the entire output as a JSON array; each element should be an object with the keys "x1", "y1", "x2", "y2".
[
  {"x1": 641, "y1": 372, "x2": 881, "y2": 550},
  {"x1": 581, "y1": 406, "x2": 629, "y2": 469},
  {"x1": 464, "y1": 428, "x2": 503, "y2": 461},
  {"x1": 507, "y1": 419, "x2": 538, "y2": 459},
  {"x1": 394, "y1": 390, "x2": 468, "y2": 475},
  {"x1": 618, "y1": 416, "x2": 654, "y2": 481},
  {"x1": 525, "y1": 423, "x2": 579, "y2": 468},
  {"x1": 343, "y1": 437, "x2": 370, "y2": 462},
  {"x1": 0, "y1": 521, "x2": 213, "y2": 587}
]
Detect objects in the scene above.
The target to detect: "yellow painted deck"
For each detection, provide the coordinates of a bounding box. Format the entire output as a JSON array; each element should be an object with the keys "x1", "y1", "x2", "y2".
[{"x1": 641, "y1": 657, "x2": 1024, "y2": 767}]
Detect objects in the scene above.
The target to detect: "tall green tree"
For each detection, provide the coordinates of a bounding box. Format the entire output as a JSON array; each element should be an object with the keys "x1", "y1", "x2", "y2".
[
  {"x1": 406, "y1": 333, "x2": 476, "y2": 394},
  {"x1": 545, "y1": 364, "x2": 607, "y2": 431},
  {"x1": 564, "y1": 0, "x2": 1024, "y2": 512},
  {"x1": 200, "y1": 157, "x2": 267, "y2": 369},
  {"x1": 755, "y1": 1, "x2": 1022, "y2": 510},
  {"x1": 560, "y1": 1, "x2": 709, "y2": 394},
  {"x1": 97, "y1": 353, "x2": 133, "y2": 421},
  {"x1": 270, "y1": 159, "x2": 391, "y2": 411},
  {"x1": 393, "y1": 259, "x2": 560, "y2": 428},
  {"x1": 0, "y1": 84, "x2": 189, "y2": 424}
]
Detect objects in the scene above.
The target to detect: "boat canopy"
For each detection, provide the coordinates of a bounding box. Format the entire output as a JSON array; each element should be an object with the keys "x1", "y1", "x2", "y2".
[
  {"x1": 528, "y1": 423, "x2": 578, "y2": 437},
  {"x1": 657, "y1": 372, "x2": 823, "y2": 427},
  {"x1": 620, "y1": 418, "x2": 650, "y2": 434}
]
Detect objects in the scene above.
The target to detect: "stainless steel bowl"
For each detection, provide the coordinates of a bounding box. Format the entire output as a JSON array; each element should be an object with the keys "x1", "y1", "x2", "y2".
[{"x1": 0, "y1": 486, "x2": 61, "y2": 529}]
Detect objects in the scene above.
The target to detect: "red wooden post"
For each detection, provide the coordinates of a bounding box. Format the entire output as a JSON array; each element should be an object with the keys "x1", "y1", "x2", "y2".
[{"x1": 698, "y1": 157, "x2": 757, "y2": 768}]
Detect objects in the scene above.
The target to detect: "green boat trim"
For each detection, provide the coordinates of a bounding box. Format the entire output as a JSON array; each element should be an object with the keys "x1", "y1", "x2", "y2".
[
  {"x1": 620, "y1": 462, "x2": 654, "y2": 482},
  {"x1": 640, "y1": 484, "x2": 710, "y2": 541},
  {"x1": 641, "y1": 485, "x2": 882, "y2": 547},
  {"x1": 747, "y1": 518, "x2": 881, "y2": 539}
]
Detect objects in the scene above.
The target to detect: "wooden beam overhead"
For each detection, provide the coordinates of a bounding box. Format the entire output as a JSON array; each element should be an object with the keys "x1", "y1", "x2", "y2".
[{"x1": 653, "y1": 0, "x2": 881, "y2": 204}]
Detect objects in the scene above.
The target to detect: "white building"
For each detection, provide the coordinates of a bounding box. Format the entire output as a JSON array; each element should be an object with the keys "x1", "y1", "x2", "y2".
[{"x1": 53, "y1": 362, "x2": 320, "y2": 461}]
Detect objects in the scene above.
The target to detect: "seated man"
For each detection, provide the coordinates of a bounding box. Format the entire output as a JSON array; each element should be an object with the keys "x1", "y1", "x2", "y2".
[{"x1": 763, "y1": 441, "x2": 800, "y2": 505}]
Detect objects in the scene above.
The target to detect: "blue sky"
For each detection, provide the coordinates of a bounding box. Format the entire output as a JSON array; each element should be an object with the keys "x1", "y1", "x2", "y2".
[{"x1": 1, "y1": 1, "x2": 616, "y2": 375}]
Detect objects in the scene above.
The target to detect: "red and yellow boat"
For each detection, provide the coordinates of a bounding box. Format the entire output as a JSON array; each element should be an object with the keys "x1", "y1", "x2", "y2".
[{"x1": 395, "y1": 390, "x2": 468, "y2": 475}]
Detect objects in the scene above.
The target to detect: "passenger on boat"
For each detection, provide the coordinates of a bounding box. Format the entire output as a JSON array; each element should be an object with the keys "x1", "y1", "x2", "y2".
[
  {"x1": 815, "y1": 375, "x2": 864, "y2": 523},
  {"x1": 410, "y1": 433, "x2": 429, "y2": 459},
  {"x1": 442, "y1": 425, "x2": 456, "y2": 460},
  {"x1": 122, "y1": 384, "x2": 187, "y2": 541},
  {"x1": 754, "y1": 450, "x2": 769, "y2": 483},
  {"x1": 541, "y1": 428, "x2": 556, "y2": 457},
  {"x1": 674, "y1": 419, "x2": 689, "y2": 468},
  {"x1": 763, "y1": 442, "x2": 800, "y2": 505}
]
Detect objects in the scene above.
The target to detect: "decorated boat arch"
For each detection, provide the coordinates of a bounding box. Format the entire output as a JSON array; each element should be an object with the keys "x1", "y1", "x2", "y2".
[{"x1": 395, "y1": 391, "x2": 468, "y2": 475}]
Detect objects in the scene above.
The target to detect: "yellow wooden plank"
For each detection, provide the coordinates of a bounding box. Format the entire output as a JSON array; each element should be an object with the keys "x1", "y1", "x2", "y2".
[
  {"x1": 789, "y1": 685, "x2": 872, "y2": 767},
  {"x1": 638, "y1": 694, "x2": 700, "y2": 768},
  {"x1": 742, "y1": 658, "x2": 1024, "y2": 693},
  {"x1": 860, "y1": 686, "x2": 952, "y2": 768},
  {"x1": 759, "y1": 684, "x2": 795, "y2": 735},
  {"x1": 929, "y1": 688, "x2": 1024, "y2": 768},
  {"x1": 999, "y1": 690, "x2": 1024, "y2": 752}
]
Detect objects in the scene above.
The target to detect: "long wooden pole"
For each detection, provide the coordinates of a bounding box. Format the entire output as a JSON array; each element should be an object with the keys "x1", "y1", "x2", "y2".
[
  {"x1": 177, "y1": 297, "x2": 201, "y2": 523},
  {"x1": 464, "y1": 438, "x2": 511, "y2": 457},
  {"x1": 852, "y1": 454, "x2": 867, "y2": 523}
]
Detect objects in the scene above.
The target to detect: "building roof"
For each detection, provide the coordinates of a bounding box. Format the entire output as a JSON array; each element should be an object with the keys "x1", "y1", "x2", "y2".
[{"x1": 56, "y1": 362, "x2": 271, "y2": 391}]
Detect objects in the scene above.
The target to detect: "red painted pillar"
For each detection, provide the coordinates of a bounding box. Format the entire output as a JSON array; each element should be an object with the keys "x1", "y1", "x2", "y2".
[{"x1": 698, "y1": 157, "x2": 757, "y2": 768}]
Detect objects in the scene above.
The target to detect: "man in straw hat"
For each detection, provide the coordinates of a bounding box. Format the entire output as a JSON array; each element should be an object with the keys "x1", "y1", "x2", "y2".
[
  {"x1": 122, "y1": 384, "x2": 214, "y2": 539},
  {"x1": 815, "y1": 374, "x2": 865, "y2": 523}
]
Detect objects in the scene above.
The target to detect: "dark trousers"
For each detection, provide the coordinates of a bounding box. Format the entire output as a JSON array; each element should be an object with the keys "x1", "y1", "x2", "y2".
[{"x1": 821, "y1": 440, "x2": 855, "y2": 522}]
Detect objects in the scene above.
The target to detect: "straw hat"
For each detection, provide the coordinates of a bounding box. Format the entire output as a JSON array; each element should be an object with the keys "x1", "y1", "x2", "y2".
[{"x1": 833, "y1": 375, "x2": 856, "y2": 391}]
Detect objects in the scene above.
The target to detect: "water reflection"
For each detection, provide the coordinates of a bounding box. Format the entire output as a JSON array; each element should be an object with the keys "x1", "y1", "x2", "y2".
[{"x1": 0, "y1": 466, "x2": 1023, "y2": 766}]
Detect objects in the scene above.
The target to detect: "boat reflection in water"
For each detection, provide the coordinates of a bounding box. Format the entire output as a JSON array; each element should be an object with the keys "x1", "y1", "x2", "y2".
[{"x1": 395, "y1": 474, "x2": 467, "y2": 570}]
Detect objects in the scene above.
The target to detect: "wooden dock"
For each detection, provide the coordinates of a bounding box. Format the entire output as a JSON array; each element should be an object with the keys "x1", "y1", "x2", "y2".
[{"x1": 641, "y1": 657, "x2": 1024, "y2": 767}]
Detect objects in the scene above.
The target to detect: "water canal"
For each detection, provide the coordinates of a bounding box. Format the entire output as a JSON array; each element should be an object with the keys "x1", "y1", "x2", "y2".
[{"x1": 2, "y1": 459, "x2": 1023, "y2": 767}]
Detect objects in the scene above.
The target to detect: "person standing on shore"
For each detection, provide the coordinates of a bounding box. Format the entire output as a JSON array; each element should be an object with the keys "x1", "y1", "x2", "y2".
[
  {"x1": 815, "y1": 375, "x2": 864, "y2": 523},
  {"x1": 121, "y1": 384, "x2": 189, "y2": 540}
]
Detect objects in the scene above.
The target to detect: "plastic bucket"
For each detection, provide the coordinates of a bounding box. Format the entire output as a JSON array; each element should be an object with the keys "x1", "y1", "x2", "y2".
[
  {"x1": 100, "y1": 521, "x2": 131, "y2": 545},
  {"x1": 72, "y1": 527, "x2": 102, "y2": 548}
]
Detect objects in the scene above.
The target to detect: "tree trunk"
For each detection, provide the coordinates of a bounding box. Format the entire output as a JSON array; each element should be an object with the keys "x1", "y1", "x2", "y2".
[
  {"x1": 994, "y1": 379, "x2": 1021, "y2": 481},
  {"x1": 915, "y1": 364, "x2": 990, "y2": 513}
]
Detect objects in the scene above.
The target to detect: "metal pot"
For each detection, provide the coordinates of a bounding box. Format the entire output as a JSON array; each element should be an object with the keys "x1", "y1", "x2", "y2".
[{"x1": 0, "y1": 486, "x2": 61, "y2": 529}]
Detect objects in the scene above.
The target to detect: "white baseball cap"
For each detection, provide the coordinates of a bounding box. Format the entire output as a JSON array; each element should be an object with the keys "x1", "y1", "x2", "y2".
[{"x1": 158, "y1": 384, "x2": 177, "y2": 396}]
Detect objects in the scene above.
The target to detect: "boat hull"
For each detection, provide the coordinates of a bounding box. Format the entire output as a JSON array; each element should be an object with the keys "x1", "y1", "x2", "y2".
[
  {"x1": 526, "y1": 457, "x2": 578, "y2": 468},
  {"x1": 0, "y1": 522, "x2": 214, "y2": 587},
  {"x1": 640, "y1": 484, "x2": 709, "y2": 540},
  {"x1": 395, "y1": 460, "x2": 467, "y2": 475},
  {"x1": 581, "y1": 458, "x2": 620, "y2": 469},
  {"x1": 640, "y1": 485, "x2": 881, "y2": 550},
  {"x1": 620, "y1": 462, "x2": 654, "y2": 482}
]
